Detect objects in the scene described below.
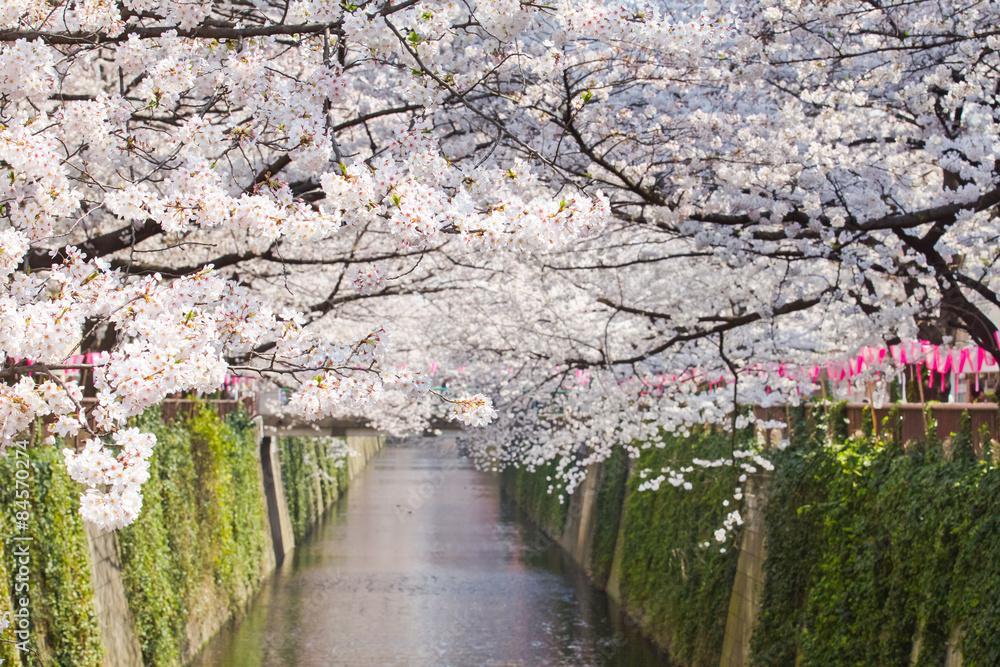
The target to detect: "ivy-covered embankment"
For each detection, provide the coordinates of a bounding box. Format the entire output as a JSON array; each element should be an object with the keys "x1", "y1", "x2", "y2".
[
  {"x1": 505, "y1": 425, "x2": 745, "y2": 667},
  {"x1": 753, "y1": 404, "x2": 1000, "y2": 666},
  {"x1": 0, "y1": 432, "x2": 103, "y2": 667},
  {"x1": 0, "y1": 405, "x2": 376, "y2": 667},
  {"x1": 117, "y1": 407, "x2": 272, "y2": 666},
  {"x1": 504, "y1": 401, "x2": 1000, "y2": 667},
  {"x1": 278, "y1": 436, "x2": 352, "y2": 541}
]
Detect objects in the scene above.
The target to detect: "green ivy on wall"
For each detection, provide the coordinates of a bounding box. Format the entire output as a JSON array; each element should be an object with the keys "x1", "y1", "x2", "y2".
[
  {"x1": 618, "y1": 426, "x2": 747, "y2": 667},
  {"x1": 752, "y1": 403, "x2": 1000, "y2": 666},
  {"x1": 502, "y1": 458, "x2": 571, "y2": 536},
  {"x1": 0, "y1": 406, "x2": 357, "y2": 667},
  {"x1": 28, "y1": 445, "x2": 104, "y2": 667},
  {"x1": 118, "y1": 406, "x2": 271, "y2": 667},
  {"x1": 481, "y1": 402, "x2": 1000, "y2": 667},
  {"x1": 589, "y1": 445, "x2": 629, "y2": 587},
  {"x1": 500, "y1": 426, "x2": 750, "y2": 667},
  {"x1": 278, "y1": 436, "x2": 348, "y2": 541},
  {"x1": 0, "y1": 430, "x2": 103, "y2": 667}
]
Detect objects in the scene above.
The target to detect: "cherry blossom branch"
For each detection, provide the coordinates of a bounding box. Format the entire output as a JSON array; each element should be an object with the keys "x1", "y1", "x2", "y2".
[{"x1": 576, "y1": 294, "x2": 827, "y2": 367}]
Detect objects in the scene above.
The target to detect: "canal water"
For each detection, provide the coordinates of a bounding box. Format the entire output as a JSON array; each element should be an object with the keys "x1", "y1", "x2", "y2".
[{"x1": 190, "y1": 438, "x2": 664, "y2": 666}]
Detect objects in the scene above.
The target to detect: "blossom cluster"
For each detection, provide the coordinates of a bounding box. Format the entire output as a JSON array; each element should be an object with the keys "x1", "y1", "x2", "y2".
[
  {"x1": 63, "y1": 430, "x2": 156, "y2": 531},
  {"x1": 0, "y1": 0, "x2": 704, "y2": 532},
  {"x1": 382, "y1": 368, "x2": 431, "y2": 395},
  {"x1": 447, "y1": 394, "x2": 499, "y2": 427},
  {"x1": 350, "y1": 264, "x2": 388, "y2": 295}
]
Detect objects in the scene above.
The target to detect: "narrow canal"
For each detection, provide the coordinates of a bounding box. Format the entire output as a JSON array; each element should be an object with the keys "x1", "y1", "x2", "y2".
[{"x1": 191, "y1": 438, "x2": 663, "y2": 666}]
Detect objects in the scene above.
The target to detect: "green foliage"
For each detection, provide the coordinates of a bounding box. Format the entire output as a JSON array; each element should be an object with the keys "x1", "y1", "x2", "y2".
[
  {"x1": 280, "y1": 436, "x2": 322, "y2": 540},
  {"x1": 502, "y1": 458, "x2": 570, "y2": 535},
  {"x1": 278, "y1": 436, "x2": 347, "y2": 540},
  {"x1": 32, "y1": 445, "x2": 105, "y2": 667},
  {"x1": 617, "y1": 426, "x2": 745, "y2": 667},
  {"x1": 748, "y1": 405, "x2": 826, "y2": 666},
  {"x1": 223, "y1": 411, "x2": 272, "y2": 591},
  {"x1": 950, "y1": 412, "x2": 976, "y2": 462},
  {"x1": 502, "y1": 402, "x2": 1000, "y2": 666},
  {"x1": 0, "y1": 407, "x2": 354, "y2": 667},
  {"x1": 310, "y1": 435, "x2": 345, "y2": 510},
  {"x1": 589, "y1": 446, "x2": 629, "y2": 586},
  {"x1": 336, "y1": 453, "x2": 350, "y2": 493},
  {"x1": 119, "y1": 406, "x2": 270, "y2": 667},
  {"x1": 0, "y1": 500, "x2": 20, "y2": 667},
  {"x1": 827, "y1": 400, "x2": 849, "y2": 444},
  {"x1": 117, "y1": 427, "x2": 183, "y2": 667},
  {"x1": 752, "y1": 403, "x2": 1000, "y2": 666},
  {"x1": 0, "y1": 432, "x2": 102, "y2": 667},
  {"x1": 188, "y1": 408, "x2": 269, "y2": 602}
]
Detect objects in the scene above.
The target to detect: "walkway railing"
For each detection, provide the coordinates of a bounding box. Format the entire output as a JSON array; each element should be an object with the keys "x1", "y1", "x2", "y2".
[
  {"x1": 65, "y1": 396, "x2": 257, "y2": 450},
  {"x1": 756, "y1": 402, "x2": 999, "y2": 454}
]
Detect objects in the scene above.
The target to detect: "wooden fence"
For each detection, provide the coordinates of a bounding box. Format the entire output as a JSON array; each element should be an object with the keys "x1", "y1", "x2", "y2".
[
  {"x1": 73, "y1": 396, "x2": 256, "y2": 422},
  {"x1": 157, "y1": 396, "x2": 257, "y2": 422},
  {"x1": 847, "y1": 402, "x2": 998, "y2": 453},
  {"x1": 755, "y1": 403, "x2": 999, "y2": 455},
  {"x1": 65, "y1": 396, "x2": 257, "y2": 450}
]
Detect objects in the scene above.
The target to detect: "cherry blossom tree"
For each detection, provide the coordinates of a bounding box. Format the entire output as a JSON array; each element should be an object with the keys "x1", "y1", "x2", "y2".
[
  {"x1": 4, "y1": 0, "x2": 997, "y2": 532},
  {"x1": 0, "y1": 0, "x2": 740, "y2": 529},
  {"x1": 532, "y1": 0, "x2": 1000, "y2": 363},
  {"x1": 409, "y1": 0, "x2": 1000, "y2": 517}
]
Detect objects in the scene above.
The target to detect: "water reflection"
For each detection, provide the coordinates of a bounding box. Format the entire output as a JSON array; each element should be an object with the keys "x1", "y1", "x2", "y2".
[{"x1": 191, "y1": 438, "x2": 664, "y2": 666}]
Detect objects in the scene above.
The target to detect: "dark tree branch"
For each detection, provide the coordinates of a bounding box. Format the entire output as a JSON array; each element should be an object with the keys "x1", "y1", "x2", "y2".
[
  {"x1": 1, "y1": 21, "x2": 346, "y2": 45},
  {"x1": 576, "y1": 295, "x2": 826, "y2": 367}
]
